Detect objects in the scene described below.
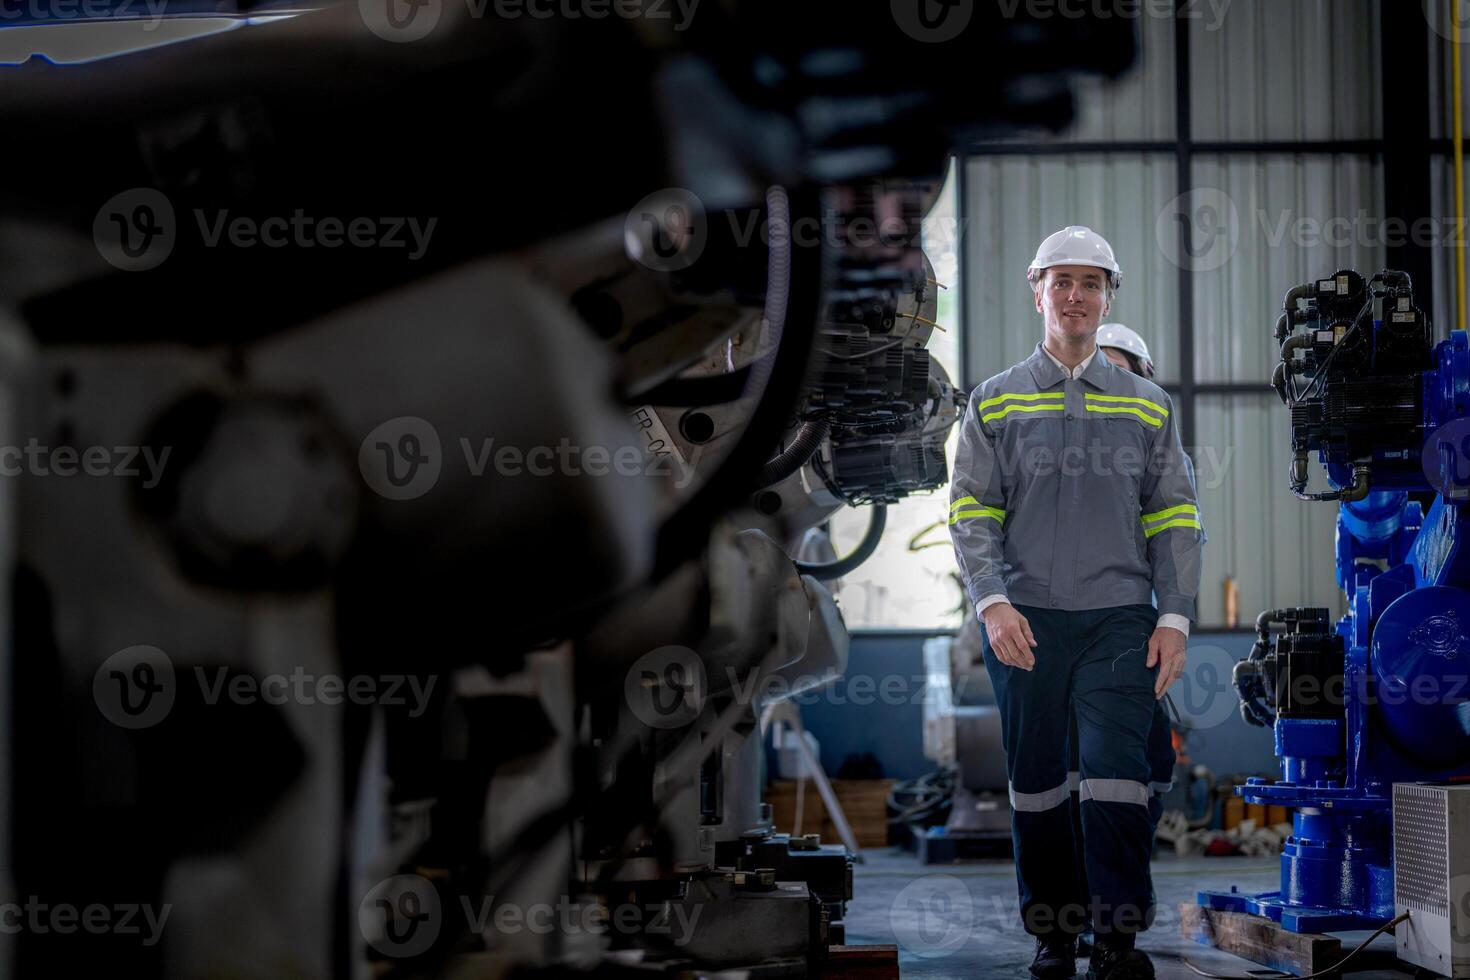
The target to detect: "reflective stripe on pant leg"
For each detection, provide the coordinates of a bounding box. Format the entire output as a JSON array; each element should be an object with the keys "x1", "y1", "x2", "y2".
[
  {"x1": 1078, "y1": 778, "x2": 1150, "y2": 807},
  {"x1": 1009, "y1": 779, "x2": 1072, "y2": 813}
]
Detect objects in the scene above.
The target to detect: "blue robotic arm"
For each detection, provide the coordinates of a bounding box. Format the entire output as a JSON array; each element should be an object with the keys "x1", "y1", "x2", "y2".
[{"x1": 1203, "y1": 270, "x2": 1470, "y2": 932}]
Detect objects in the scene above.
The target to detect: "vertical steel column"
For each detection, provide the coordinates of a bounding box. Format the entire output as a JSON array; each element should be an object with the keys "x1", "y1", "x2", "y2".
[{"x1": 1175, "y1": 1, "x2": 1197, "y2": 448}]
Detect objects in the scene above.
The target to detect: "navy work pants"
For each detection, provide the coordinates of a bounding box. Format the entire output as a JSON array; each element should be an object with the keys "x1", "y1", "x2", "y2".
[{"x1": 981, "y1": 603, "x2": 1163, "y2": 940}]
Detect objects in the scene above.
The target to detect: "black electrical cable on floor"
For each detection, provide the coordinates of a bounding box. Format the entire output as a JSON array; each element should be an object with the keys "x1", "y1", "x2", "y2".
[
  {"x1": 1161, "y1": 911, "x2": 1408, "y2": 980},
  {"x1": 886, "y1": 767, "x2": 956, "y2": 824}
]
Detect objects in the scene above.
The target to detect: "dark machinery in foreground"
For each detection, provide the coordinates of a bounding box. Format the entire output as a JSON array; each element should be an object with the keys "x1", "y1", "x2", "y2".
[{"x1": 0, "y1": 2, "x2": 1136, "y2": 976}]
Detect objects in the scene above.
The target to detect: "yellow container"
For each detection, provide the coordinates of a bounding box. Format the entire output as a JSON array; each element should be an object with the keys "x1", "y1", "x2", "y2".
[{"x1": 1223, "y1": 795, "x2": 1245, "y2": 831}]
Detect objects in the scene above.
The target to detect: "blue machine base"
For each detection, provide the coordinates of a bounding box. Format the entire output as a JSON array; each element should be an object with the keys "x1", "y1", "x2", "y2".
[{"x1": 1197, "y1": 887, "x2": 1388, "y2": 933}]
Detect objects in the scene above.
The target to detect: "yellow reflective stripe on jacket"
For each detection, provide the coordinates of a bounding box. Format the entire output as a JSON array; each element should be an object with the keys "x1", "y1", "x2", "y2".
[
  {"x1": 981, "y1": 403, "x2": 1067, "y2": 424},
  {"x1": 1141, "y1": 503, "x2": 1200, "y2": 538},
  {"x1": 1141, "y1": 503, "x2": 1198, "y2": 525},
  {"x1": 1083, "y1": 404, "x2": 1163, "y2": 428},
  {"x1": 949, "y1": 506, "x2": 1006, "y2": 526},
  {"x1": 1084, "y1": 393, "x2": 1170, "y2": 417},
  {"x1": 950, "y1": 495, "x2": 978, "y2": 512},
  {"x1": 1143, "y1": 517, "x2": 1202, "y2": 538},
  {"x1": 977, "y1": 391, "x2": 1065, "y2": 412}
]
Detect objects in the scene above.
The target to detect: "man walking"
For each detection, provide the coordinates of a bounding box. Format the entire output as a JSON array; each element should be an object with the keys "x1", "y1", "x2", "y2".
[{"x1": 947, "y1": 226, "x2": 1203, "y2": 980}]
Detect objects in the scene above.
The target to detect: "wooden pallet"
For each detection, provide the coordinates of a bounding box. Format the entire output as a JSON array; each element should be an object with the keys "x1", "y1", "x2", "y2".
[
  {"x1": 815, "y1": 943, "x2": 899, "y2": 979},
  {"x1": 1181, "y1": 903, "x2": 1341, "y2": 977}
]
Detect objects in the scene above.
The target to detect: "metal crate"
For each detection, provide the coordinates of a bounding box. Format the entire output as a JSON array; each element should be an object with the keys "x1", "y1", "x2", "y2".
[{"x1": 1395, "y1": 784, "x2": 1470, "y2": 978}]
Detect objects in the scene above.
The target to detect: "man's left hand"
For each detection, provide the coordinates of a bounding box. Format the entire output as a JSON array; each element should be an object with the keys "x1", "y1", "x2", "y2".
[{"x1": 1147, "y1": 626, "x2": 1187, "y2": 699}]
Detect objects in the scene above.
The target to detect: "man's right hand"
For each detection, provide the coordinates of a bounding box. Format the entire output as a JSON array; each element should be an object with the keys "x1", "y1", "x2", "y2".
[{"x1": 980, "y1": 602, "x2": 1038, "y2": 670}]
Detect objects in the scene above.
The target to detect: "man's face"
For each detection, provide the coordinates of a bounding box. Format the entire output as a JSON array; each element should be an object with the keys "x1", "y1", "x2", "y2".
[{"x1": 1034, "y1": 264, "x2": 1111, "y2": 343}]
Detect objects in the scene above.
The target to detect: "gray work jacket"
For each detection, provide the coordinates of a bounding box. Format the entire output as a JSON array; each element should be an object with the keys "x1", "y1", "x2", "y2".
[{"x1": 947, "y1": 342, "x2": 1203, "y2": 620}]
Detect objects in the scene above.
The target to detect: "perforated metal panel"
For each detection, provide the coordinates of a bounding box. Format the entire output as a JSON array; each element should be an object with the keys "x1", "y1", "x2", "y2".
[
  {"x1": 1395, "y1": 784, "x2": 1470, "y2": 977},
  {"x1": 1396, "y1": 783, "x2": 1451, "y2": 917}
]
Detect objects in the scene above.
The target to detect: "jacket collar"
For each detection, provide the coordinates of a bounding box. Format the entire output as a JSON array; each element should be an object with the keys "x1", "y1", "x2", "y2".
[{"x1": 1025, "y1": 341, "x2": 1114, "y2": 392}]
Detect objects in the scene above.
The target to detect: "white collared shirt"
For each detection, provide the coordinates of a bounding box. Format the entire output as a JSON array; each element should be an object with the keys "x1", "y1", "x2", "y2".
[{"x1": 1041, "y1": 343, "x2": 1097, "y2": 379}]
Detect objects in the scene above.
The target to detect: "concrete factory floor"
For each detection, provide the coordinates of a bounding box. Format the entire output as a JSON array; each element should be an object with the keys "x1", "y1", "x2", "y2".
[{"x1": 845, "y1": 848, "x2": 1415, "y2": 979}]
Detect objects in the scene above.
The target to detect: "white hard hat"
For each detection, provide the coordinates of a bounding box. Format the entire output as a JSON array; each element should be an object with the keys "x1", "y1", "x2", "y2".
[
  {"x1": 1027, "y1": 225, "x2": 1123, "y2": 291},
  {"x1": 1097, "y1": 322, "x2": 1154, "y2": 377}
]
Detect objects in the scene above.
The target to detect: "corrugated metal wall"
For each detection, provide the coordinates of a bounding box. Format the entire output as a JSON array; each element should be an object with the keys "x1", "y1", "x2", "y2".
[
  {"x1": 1191, "y1": 154, "x2": 1386, "y2": 382},
  {"x1": 1421, "y1": 8, "x2": 1463, "y2": 337},
  {"x1": 1190, "y1": 0, "x2": 1381, "y2": 141},
  {"x1": 959, "y1": 0, "x2": 1392, "y2": 626},
  {"x1": 1193, "y1": 394, "x2": 1345, "y2": 623},
  {"x1": 963, "y1": 154, "x2": 1179, "y2": 384}
]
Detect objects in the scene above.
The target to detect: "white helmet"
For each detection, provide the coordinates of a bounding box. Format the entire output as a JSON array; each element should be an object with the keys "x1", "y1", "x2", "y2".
[
  {"x1": 1097, "y1": 322, "x2": 1154, "y2": 378},
  {"x1": 1027, "y1": 225, "x2": 1123, "y2": 291}
]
